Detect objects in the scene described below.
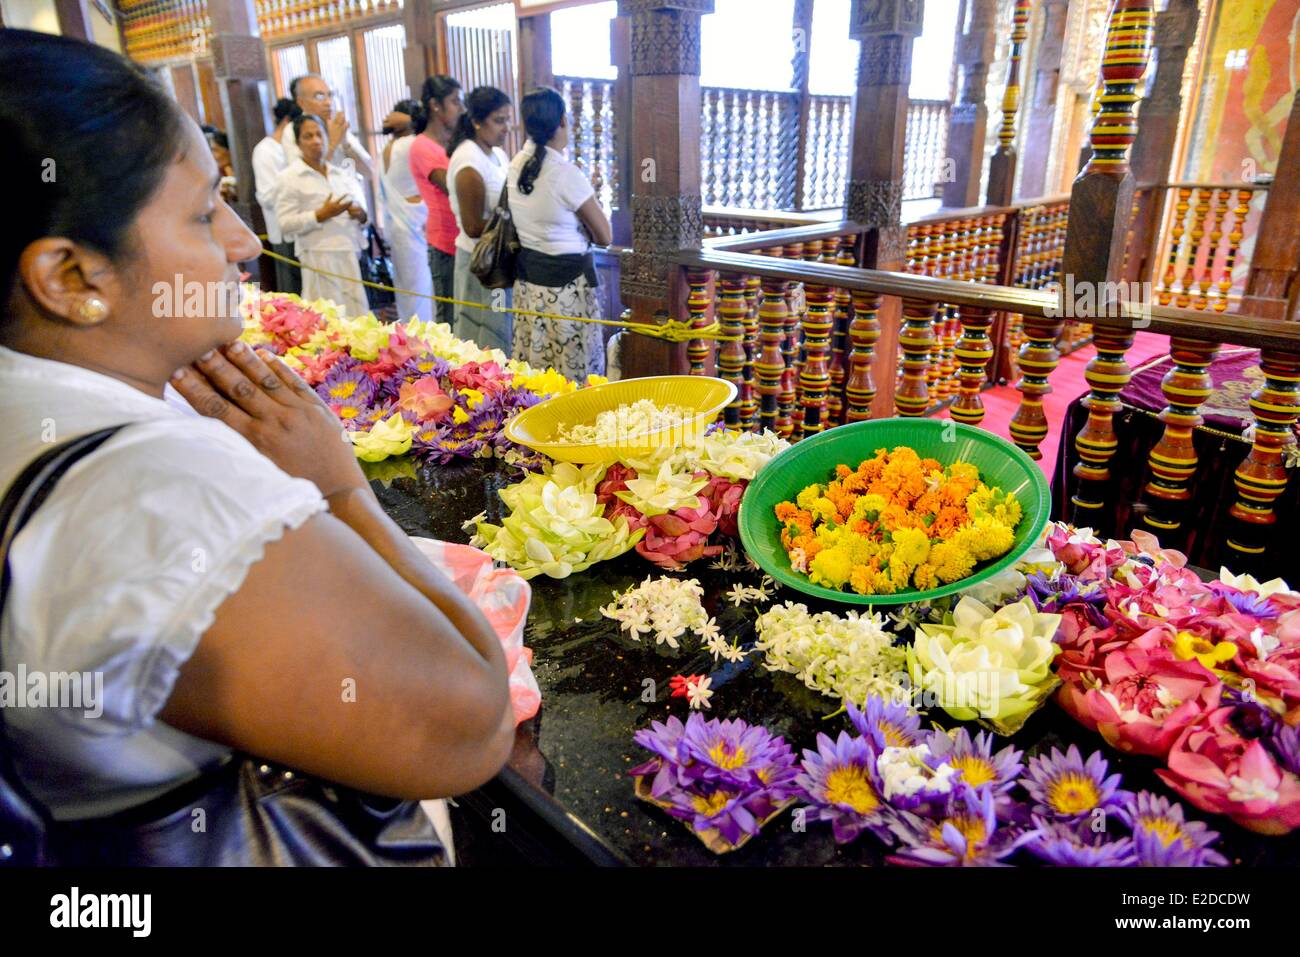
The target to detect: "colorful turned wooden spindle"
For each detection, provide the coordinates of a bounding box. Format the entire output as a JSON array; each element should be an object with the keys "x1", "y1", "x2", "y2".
[
  {"x1": 825, "y1": 237, "x2": 855, "y2": 427},
  {"x1": 1218, "y1": 189, "x2": 1253, "y2": 314},
  {"x1": 896, "y1": 295, "x2": 936, "y2": 417},
  {"x1": 844, "y1": 290, "x2": 881, "y2": 423},
  {"x1": 756, "y1": 276, "x2": 790, "y2": 436},
  {"x1": 986, "y1": 0, "x2": 1031, "y2": 205},
  {"x1": 1070, "y1": 328, "x2": 1136, "y2": 525},
  {"x1": 799, "y1": 246, "x2": 833, "y2": 438},
  {"x1": 1009, "y1": 308, "x2": 1065, "y2": 459},
  {"x1": 741, "y1": 274, "x2": 761, "y2": 429},
  {"x1": 716, "y1": 276, "x2": 748, "y2": 427},
  {"x1": 1139, "y1": 337, "x2": 1220, "y2": 536},
  {"x1": 1063, "y1": 0, "x2": 1155, "y2": 522},
  {"x1": 685, "y1": 269, "x2": 713, "y2": 377},
  {"x1": 1226, "y1": 351, "x2": 1300, "y2": 561}
]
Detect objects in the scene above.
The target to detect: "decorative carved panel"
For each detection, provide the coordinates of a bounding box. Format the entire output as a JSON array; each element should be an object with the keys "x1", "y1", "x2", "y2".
[
  {"x1": 630, "y1": 193, "x2": 705, "y2": 251},
  {"x1": 211, "y1": 34, "x2": 268, "y2": 82},
  {"x1": 846, "y1": 179, "x2": 904, "y2": 228},
  {"x1": 620, "y1": 0, "x2": 714, "y2": 76}
]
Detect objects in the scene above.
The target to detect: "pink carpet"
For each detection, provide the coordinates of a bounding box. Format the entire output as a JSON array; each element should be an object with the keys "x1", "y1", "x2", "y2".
[{"x1": 937, "y1": 332, "x2": 1170, "y2": 476}]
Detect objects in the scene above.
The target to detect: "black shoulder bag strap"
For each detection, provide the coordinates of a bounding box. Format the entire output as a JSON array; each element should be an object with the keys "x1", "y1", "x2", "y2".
[{"x1": 0, "y1": 427, "x2": 124, "y2": 866}]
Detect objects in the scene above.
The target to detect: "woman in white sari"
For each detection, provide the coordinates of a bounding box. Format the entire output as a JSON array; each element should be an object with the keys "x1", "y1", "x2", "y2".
[{"x1": 275, "y1": 113, "x2": 371, "y2": 317}]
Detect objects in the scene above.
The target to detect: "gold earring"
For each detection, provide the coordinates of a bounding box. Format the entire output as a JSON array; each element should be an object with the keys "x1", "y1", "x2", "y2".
[{"x1": 77, "y1": 297, "x2": 109, "y2": 323}]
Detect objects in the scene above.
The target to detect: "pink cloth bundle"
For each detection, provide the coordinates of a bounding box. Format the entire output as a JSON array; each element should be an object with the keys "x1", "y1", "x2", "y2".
[{"x1": 409, "y1": 537, "x2": 541, "y2": 724}]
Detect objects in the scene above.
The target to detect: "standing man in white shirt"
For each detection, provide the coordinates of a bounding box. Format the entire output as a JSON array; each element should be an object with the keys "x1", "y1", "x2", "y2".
[
  {"x1": 282, "y1": 74, "x2": 374, "y2": 184},
  {"x1": 252, "y1": 97, "x2": 301, "y2": 295}
]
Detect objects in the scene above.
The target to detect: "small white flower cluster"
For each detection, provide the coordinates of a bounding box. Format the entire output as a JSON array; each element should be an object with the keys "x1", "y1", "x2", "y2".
[
  {"x1": 557, "y1": 399, "x2": 692, "y2": 445},
  {"x1": 754, "y1": 601, "x2": 908, "y2": 705},
  {"x1": 725, "y1": 577, "x2": 775, "y2": 607},
  {"x1": 600, "y1": 576, "x2": 720, "y2": 649},
  {"x1": 708, "y1": 542, "x2": 762, "y2": 573},
  {"x1": 876, "y1": 745, "x2": 960, "y2": 801}
]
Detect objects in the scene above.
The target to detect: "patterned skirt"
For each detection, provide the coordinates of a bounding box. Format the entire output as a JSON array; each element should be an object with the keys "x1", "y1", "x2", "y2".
[{"x1": 510, "y1": 275, "x2": 606, "y2": 382}]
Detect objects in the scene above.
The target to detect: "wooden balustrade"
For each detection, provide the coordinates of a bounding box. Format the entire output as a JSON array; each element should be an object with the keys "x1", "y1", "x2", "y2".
[
  {"x1": 1150, "y1": 182, "x2": 1269, "y2": 312},
  {"x1": 903, "y1": 100, "x2": 952, "y2": 202},
  {"x1": 668, "y1": 242, "x2": 1300, "y2": 571},
  {"x1": 556, "y1": 76, "x2": 618, "y2": 213}
]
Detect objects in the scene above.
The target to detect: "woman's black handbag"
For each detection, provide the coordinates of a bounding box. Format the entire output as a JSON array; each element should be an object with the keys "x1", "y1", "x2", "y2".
[
  {"x1": 470, "y1": 183, "x2": 520, "y2": 290},
  {"x1": 359, "y1": 224, "x2": 397, "y2": 311},
  {"x1": 0, "y1": 428, "x2": 447, "y2": 866}
]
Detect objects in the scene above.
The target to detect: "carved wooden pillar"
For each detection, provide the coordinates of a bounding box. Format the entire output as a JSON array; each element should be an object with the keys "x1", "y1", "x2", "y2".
[
  {"x1": 54, "y1": 0, "x2": 95, "y2": 39},
  {"x1": 208, "y1": 0, "x2": 273, "y2": 273},
  {"x1": 1019, "y1": 0, "x2": 1070, "y2": 200},
  {"x1": 944, "y1": 0, "x2": 997, "y2": 209},
  {"x1": 1243, "y1": 92, "x2": 1300, "y2": 321},
  {"x1": 1066, "y1": 0, "x2": 1155, "y2": 526},
  {"x1": 403, "y1": 0, "x2": 437, "y2": 98},
  {"x1": 1123, "y1": 0, "x2": 1199, "y2": 286},
  {"x1": 610, "y1": 15, "x2": 634, "y2": 246},
  {"x1": 845, "y1": 0, "x2": 922, "y2": 420},
  {"x1": 986, "y1": 0, "x2": 1031, "y2": 206},
  {"x1": 617, "y1": 0, "x2": 712, "y2": 379},
  {"x1": 518, "y1": 14, "x2": 555, "y2": 92}
]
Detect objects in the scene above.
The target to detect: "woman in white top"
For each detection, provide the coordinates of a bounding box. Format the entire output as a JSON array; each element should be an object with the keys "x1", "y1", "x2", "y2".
[
  {"x1": 275, "y1": 113, "x2": 371, "y2": 317},
  {"x1": 447, "y1": 86, "x2": 513, "y2": 353},
  {"x1": 0, "y1": 33, "x2": 511, "y2": 834},
  {"x1": 380, "y1": 99, "x2": 433, "y2": 324},
  {"x1": 507, "y1": 87, "x2": 612, "y2": 382}
]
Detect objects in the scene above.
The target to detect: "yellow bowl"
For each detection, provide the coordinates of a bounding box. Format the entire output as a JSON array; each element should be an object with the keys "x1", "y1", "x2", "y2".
[{"x1": 504, "y1": 375, "x2": 738, "y2": 464}]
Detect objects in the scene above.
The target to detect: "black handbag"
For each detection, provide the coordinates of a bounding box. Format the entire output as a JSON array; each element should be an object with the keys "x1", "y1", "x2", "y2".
[
  {"x1": 469, "y1": 182, "x2": 520, "y2": 290},
  {"x1": 0, "y1": 427, "x2": 447, "y2": 866},
  {"x1": 359, "y1": 224, "x2": 397, "y2": 311}
]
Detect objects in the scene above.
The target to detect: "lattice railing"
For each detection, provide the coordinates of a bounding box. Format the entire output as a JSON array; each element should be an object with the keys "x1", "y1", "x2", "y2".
[
  {"x1": 556, "y1": 76, "x2": 618, "y2": 213},
  {"x1": 1150, "y1": 182, "x2": 1269, "y2": 312}
]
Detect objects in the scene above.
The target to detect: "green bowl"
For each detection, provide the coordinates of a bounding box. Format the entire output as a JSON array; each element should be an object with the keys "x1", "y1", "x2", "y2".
[{"x1": 738, "y1": 418, "x2": 1051, "y2": 606}]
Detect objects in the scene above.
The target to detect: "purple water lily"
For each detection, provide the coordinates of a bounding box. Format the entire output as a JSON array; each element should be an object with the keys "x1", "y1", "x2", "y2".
[
  {"x1": 317, "y1": 364, "x2": 376, "y2": 408},
  {"x1": 1226, "y1": 689, "x2": 1300, "y2": 775},
  {"x1": 1024, "y1": 815, "x2": 1136, "y2": 867},
  {"x1": 847, "y1": 695, "x2": 924, "y2": 751},
  {"x1": 794, "y1": 731, "x2": 896, "y2": 845},
  {"x1": 926, "y1": 727, "x2": 1023, "y2": 797},
  {"x1": 1119, "y1": 792, "x2": 1229, "y2": 867},
  {"x1": 1021, "y1": 744, "x2": 1131, "y2": 821},
  {"x1": 679, "y1": 714, "x2": 799, "y2": 794},
  {"x1": 1210, "y1": 583, "x2": 1280, "y2": 619},
  {"x1": 1025, "y1": 571, "x2": 1109, "y2": 627},
  {"x1": 888, "y1": 786, "x2": 1035, "y2": 866}
]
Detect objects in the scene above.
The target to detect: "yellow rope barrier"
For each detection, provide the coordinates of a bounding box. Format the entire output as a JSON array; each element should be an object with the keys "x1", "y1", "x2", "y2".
[{"x1": 257, "y1": 245, "x2": 741, "y2": 344}]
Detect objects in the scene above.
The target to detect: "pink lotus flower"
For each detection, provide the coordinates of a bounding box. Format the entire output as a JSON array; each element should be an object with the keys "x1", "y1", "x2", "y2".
[
  {"x1": 396, "y1": 378, "x2": 454, "y2": 421},
  {"x1": 1118, "y1": 529, "x2": 1188, "y2": 569},
  {"x1": 362, "y1": 325, "x2": 432, "y2": 380},
  {"x1": 260, "y1": 297, "x2": 325, "y2": 350},
  {"x1": 595, "y1": 463, "x2": 637, "y2": 509},
  {"x1": 1071, "y1": 648, "x2": 1221, "y2": 758},
  {"x1": 449, "y1": 361, "x2": 508, "y2": 395},
  {"x1": 294, "y1": 348, "x2": 346, "y2": 385},
  {"x1": 701, "y1": 475, "x2": 745, "y2": 539},
  {"x1": 1157, "y1": 706, "x2": 1300, "y2": 835},
  {"x1": 1047, "y1": 527, "x2": 1126, "y2": 580},
  {"x1": 632, "y1": 495, "x2": 723, "y2": 571}
]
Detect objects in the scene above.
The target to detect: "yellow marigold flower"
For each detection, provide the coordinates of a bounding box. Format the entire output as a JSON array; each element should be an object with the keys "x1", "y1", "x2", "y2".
[
  {"x1": 914, "y1": 563, "x2": 939, "y2": 591},
  {"x1": 797, "y1": 484, "x2": 823, "y2": 511},
  {"x1": 809, "y1": 546, "x2": 854, "y2": 589},
  {"x1": 812, "y1": 496, "x2": 838, "y2": 524},
  {"x1": 892, "y1": 526, "x2": 931, "y2": 567},
  {"x1": 930, "y1": 540, "x2": 976, "y2": 583}
]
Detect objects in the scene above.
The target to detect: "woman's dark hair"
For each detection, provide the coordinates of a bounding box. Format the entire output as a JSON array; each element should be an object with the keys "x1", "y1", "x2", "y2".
[
  {"x1": 272, "y1": 97, "x2": 301, "y2": 124},
  {"x1": 392, "y1": 98, "x2": 427, "y2": 135},
  {"x1": 1, "y1": 30, "x2": 184, "y2": 308},
  {"x1": 292, "y1": 112, "x2": 326, "y2": 147},
  {"x1": 420, "y1": 75, "x2": 461, "y2": 113},
  {"x1": 205, "y1": 128, "x2": 230, "y2": 151},
  {"x1": 449, "y1": 86, "x2": 511, "y2": 155},
  {"x1": 517, "y1": 87, "x2": 565, "y2": 196}
]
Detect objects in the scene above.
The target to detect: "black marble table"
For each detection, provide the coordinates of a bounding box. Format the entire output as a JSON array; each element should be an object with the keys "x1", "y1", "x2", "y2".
[{"x1": 368, "y1": 456, "x2": 1299, "y2": 867}]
